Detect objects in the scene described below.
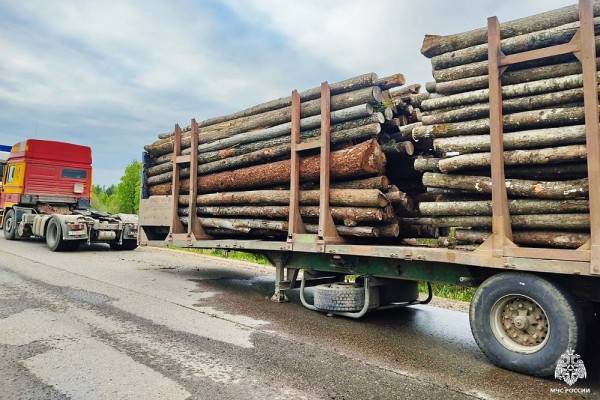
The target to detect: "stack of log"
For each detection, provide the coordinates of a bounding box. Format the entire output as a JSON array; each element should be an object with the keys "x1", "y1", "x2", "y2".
[
  {"x1": 142, "y1": 72, "x2": 423, "y2": 239},
  {"x1": 400, "y1": 3, "x2": 596, "y2": 249}
]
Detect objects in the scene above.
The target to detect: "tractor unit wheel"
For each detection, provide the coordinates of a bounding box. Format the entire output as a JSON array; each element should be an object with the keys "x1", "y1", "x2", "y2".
[
  {"x1": 45, "y1": 218, "x2": 70, "y2": 251},
  {"x1": 110, "y1": 240, "x2": 138, "y2": 251},
  {"x1": 3, "y1": 209, "x2": 19, "y2": 240}
]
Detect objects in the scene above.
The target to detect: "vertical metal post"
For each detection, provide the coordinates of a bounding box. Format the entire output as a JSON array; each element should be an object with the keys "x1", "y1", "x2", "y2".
[
  {"x1": 188, "y1": 119, "x2": 210, "y2": 240},
  {"x1": 578, "y1": 0, "x2": 600, "y2": 274},
  {"x1": 486, "y1": 16, "x2": 513, "y2": 256},
  {"x1": 318, "y1": 82, "x2": 342, "y2": 243},
  {"x1": 169, "y1": 124, "x2": 186, "y2": 236},
  {"x1": 287, "y1": 90, "x2": 305, "y2": 240}
]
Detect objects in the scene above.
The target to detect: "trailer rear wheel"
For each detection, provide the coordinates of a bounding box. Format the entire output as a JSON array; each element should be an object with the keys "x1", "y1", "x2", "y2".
[
  {"x1": 45, "y1": 218, "x2": 69, "y2": 251},
  {"x1": 110, "y1": 240, "x2": 138, "y2": 251},
  {"x1": 470, "y1": 272, "x2": 585, "y2": 377},
  {"x1": 3, "y1": 209, "x2": 18, "y2": 240}
]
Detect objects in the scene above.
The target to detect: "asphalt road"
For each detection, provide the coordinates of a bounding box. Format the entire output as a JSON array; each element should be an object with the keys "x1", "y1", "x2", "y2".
[{"x1": 0, "y1": 234, "x2": 598, "y2": 399}]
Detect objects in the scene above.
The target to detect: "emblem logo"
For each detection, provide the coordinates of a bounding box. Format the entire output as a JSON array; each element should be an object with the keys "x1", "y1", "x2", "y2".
[{"x1": 555, "y1": 348, "x2": 587, "y2": 386}]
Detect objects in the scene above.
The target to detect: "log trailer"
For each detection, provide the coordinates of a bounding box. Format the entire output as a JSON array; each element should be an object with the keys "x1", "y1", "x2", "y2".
[
  {"x1": 0, "y1": 139, "x2": 138, "y2": 251},
  {"x1": 139, "y1": 1, "x2": 600, "y2": 377}
]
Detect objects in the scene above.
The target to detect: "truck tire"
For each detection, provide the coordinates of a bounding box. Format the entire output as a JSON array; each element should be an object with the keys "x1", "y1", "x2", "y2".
[
  {"x1": 470, "y1": 272, "x2": 585, "y2": 377},
  {"x1": 2, "y1": 209, "x2": 18, "y2": 240},
  {"x1": 313, "y1": 282, "x2": 379, "y2": 312},
  {"x1": 110, "y1": 240, "x2": 138, "y2": 251},
  {"x1": 45, "y1": 218, "x2": 70, "y2": 251}
]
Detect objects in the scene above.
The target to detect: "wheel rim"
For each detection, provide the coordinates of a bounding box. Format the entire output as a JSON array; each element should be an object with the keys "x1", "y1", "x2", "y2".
[{"x1": 490, "y1": 294, "x2": 550, "y2": 354}]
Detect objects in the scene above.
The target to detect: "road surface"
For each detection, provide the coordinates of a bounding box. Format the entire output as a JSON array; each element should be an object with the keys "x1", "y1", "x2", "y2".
[{"x1": 0, "y1": 234, "x2": 597, "y2": 399}]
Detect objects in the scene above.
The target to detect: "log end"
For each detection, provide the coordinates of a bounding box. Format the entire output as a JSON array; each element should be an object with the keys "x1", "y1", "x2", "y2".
[{"x1": 420, "y1": 35, "x2": 442, "y2": 58}]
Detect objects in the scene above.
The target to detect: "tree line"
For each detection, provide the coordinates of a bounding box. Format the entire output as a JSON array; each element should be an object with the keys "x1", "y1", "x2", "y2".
[{"x1": 91, "y1": 160, "x2": 142, "y2": 214}]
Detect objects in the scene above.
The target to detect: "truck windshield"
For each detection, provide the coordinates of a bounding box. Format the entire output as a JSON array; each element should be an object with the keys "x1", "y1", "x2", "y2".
[{"x1": 62, "y1": 168, "x2": 87, "y2": 179}]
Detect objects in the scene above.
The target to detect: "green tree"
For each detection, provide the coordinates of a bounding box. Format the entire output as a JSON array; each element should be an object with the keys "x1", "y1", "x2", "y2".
[{"x1": 115, "y1": 160, "x2": 142, "y2": 214}]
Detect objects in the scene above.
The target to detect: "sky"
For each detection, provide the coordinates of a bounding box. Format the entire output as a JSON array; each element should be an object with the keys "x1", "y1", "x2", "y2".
[{"x1": 0, "y1": 0, "x2": 576, "y2": 186}]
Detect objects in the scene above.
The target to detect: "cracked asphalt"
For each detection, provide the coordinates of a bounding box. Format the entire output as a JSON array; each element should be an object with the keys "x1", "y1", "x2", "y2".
[{"x1": 0, "y1": 233, "x2": 598, "y2": 399}]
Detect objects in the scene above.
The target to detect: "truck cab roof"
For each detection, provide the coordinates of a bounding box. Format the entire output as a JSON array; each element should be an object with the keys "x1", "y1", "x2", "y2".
[{"x1": 8, "y1": 139, "x2": 92, "y2": 165}]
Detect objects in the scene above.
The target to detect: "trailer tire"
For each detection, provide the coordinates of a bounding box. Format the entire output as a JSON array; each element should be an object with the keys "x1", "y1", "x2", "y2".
[
  {"x1": 313, "y1": 282, "x2": 366, "y2": 312},
  {"x1": 3, "y1": 209, "x2": 18, "y2": 240},
  {"x1": 470, "y1": 272, "x2": 585, "y2": 377},
  {"x1": 45, "y1": 218, "x2": 69, "y2": 251},
  {"x1": 110, "y1": 240, "x2": 138, "y2": 251}
]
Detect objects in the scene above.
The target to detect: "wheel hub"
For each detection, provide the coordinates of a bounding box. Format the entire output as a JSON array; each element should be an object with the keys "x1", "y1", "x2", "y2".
[{"x1": 492, "y1": 295, "x2": 550, "y2": 353}]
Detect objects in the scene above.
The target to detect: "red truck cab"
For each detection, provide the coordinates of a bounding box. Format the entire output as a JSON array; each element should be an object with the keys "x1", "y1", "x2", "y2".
[{"x1": 0, "y1": 139, "x2": 92, "y2": 211}]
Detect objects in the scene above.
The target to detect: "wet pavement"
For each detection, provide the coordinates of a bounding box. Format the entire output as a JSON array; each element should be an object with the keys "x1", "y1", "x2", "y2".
[{"x1": 0, "y1": 235, "x2": 598, "y2": 399}]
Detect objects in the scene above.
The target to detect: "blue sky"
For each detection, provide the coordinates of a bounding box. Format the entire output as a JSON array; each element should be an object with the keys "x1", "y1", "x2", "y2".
[{"x1": 0, "y1": 0, "x2": 575, "y2": 185}]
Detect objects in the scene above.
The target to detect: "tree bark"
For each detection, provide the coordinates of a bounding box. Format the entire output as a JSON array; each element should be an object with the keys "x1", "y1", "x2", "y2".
[
  {"x1": 433, "y1": 125, "x2": 586, "y2": 155},
  {"x1": 381, "y1": 140, "x2": 414, "y2": 156},
  {"x1": 420, "y1": 3, "x2": 599, "y2": 57},
  {"x1": 422, "y1": 73, "x2": 596, "y2": 112},
  {"x1": 304, "y1": 176, "x2": 390, "y2": 191},
  {"x1": 418, "y1": 199, "x2": 589, "y2": 216},
  {"x1": 413, "y1": 157, "x2": 440, "y2": 172},
  {"x1": 374, "y1": 73, "x2": 406, "y2": 90},
  {"x1": 149, "y1": 113, "x2": 385, "y2": 166},
  {"x1": 181, "y1": 205, "x2": 394, "y2": 226},
  {"x1": 454, "y1": 229, "x2": 590, "y2": 249},
  {"x1": 180, "y1": 188, "x2": 389, "y2": 208},
  {"x1": 429, "y1": 60, "x2": 600, "y2": 95},
  {"x1": 413, "y1": 106, "x2": 589, "y2": 140},
  {"x1": 437, "y1": 145, "x2": 588, "y2": 173},
  {"x1": 423, "y1": 88, "x2": 589, "y2": 125},
  {"x1": 403, "y1": 214, "x2": 590, "y2": 230},
  {"x1": 146, "y1": 87, "x2": 381, "y2": 154},
  {"x1": 146, "y1": 102, "x2": 376, "y2": 157},
  {"x1": 178, "y1": 217, "x2": 399, "y2": 238},
  {"x1": 148, "y1": 139, "x2": 385, "y2": 194},
  {"x1": 146, "y1": 123, "x2": 382, "y2": 183},
  {"x1": 430, "y1": 19, "x2": 600, "y2": 70},
  {"x1": 422, "y1": 172, "x2": 589, "y2": 199}
]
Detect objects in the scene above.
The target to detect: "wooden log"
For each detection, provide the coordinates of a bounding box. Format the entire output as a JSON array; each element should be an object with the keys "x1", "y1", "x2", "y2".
[
  {"x1": 381, "y1": 140, "x2": 414, "y2": 156},
  {"x1": 306, "y1": 176, "x2": 390, "y2": 191},
  {"x1": 183, "y1": 205, "x2": 393, "y2": 227},
  {"x1": 454, "y1": 229, "x2": 590, "y2": 249},
  {"x1": 437, "y1": 145, "x2": 588, "y2": 173},
  {"x1": 374, "y1": 73, "x2": 406, "y2": 90},
  {"x1": 418, "y1": 199, "x2": 589, "y2": 216},
  {"x1": 402, "y1": 214, "x2": 590, "y2": 230},
  {"x1": 430, "y1": 59, "x2": 600, "y2": 95},
  {"x1": 179, "y1": 217, "x2": 399, "y2": 238},
  {"x1": 150, "y1": 113, "x2": 386, "y2": 166},
  {"x1": 422, "y1": 73, "x2": 598, "y2": 112},
  {"x1": 433, "y1": 125, "x2": 587, "y2": 155},
  {"x1": 389, "y1": 83, "x2": 421, "y2": 97},
  {"x1": 503, "y1": 163, "x2": 588, "y2": 180},
  {"x1": 423, "y1": 87, "x2": 590, "y2": 125},
  {"x1": 420, "y1": 3, "x2": 600, "y2": 57},
  {"x1": 148, "y1": 139, "x2": 385, "y2": 194},
  {"x1": 182, "y1": 188, "x2": 390, "y2": 208},
  {"x1": 385, "y1": 188, "x2": 414, "y2": 214},
  {"x1": 196, "y1": 103, "x2": 376, "y2": 154},
  {"x1": 413, "y1": 106, "x2": 590, "y2": 140},
  {"x1": 430, "y1": 18, "x2": 600, "y2": 70},
  {"x1": 413, "y1": 156, "x2": 440, "y2": 172},
  {"x1": 147, "y1": 122, "x2": 383, "y2": 183},
  {"x1": 146, "y1": 87, "x2": 382, "y2": 155},
  {"x1": 147, "y1": 134, "x2": 385, "y2": 186},
  {"x1": 191, "y1": 73, "x2": 379, "y2": 129},
  {"x1": 422, "y1": 172, "x2": 589, "y2": 199}
]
